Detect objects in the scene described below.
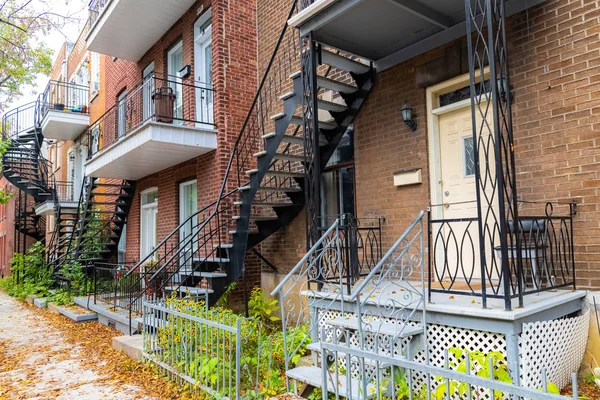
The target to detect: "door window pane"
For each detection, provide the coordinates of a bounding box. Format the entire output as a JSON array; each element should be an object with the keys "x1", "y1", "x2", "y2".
[
  {"x1": 463, "y1": 136, "x2": 476, "y2": 176},
  {"x1": 168, "y1": 42, "x2": 184, "y2": 123}
]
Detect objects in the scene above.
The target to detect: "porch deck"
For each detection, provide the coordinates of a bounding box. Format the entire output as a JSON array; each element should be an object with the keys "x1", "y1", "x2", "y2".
[{"x1": 303, "y1": 279, "x2": 585, "y2": 325}]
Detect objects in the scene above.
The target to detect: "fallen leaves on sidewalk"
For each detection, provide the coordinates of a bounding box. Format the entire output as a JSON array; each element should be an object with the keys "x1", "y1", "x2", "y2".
[{"x1": 27, "y1": 303, "x2": 205, "y2": 400}]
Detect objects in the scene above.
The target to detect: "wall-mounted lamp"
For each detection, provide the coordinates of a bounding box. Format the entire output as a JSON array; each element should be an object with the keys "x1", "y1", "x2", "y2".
[
  {"x1": 496, "y1": 75, "x2": 512, "y2": 102},
  {"x1": 179, "y1": 65, "x2": 192, "y2": 79},
  {"x1": 401, "y1": 104, "x2": 417, "y2": 131}
]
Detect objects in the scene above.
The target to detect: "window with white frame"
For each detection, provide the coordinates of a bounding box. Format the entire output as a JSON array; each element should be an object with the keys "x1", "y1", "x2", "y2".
[{"x1": 91, "y1": 52, "x2": 100, "y2": 94}]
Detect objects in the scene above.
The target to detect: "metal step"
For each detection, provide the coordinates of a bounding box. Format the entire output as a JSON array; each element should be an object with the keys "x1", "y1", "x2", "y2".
[
  {"x1": 317, "y1": 75, "x2": 357, "y2": 94},
  {"x1": 262, "y1": 132, "x2": 305, "y2": 146},
  {"x1": 264, "y1": 170, "x2": 304, "y2": 178},
  {"x1": 321, "y1": 49, "x2": 371, "y2": 75},
  {"x1": 273, "y1": 153, "x2": 306, "y2": 162},
  {"x1": 290, "y1": 115, "x2": 337, "y2": 130},
  {"x1": 179, "y1": 270, "x2": 228, "y2": 278},
  {"x1": 279, "y1": 91, "x2": 295, "y2": 100},
  {"x1": 317, "y1": 99, "x2": 347, "y2": 113},
  {"x1": 286, "y1": 366, "x2": 376, "y2": 399},
  {"x1": 251, "y1": 202, "x2": 295, "y2": 208},
  {"x1": 252, "y1": 216, "x2": 279, "y2": 222},
  {"x1": 193, "y1": 256, "x2": 230, "y2": 263},
  {"x1": 258, "y1": 186, "x2": 302, "y2": 193},
  {"x1": 164, "y1": 286, "x2": 214, "y2": 295},
  {"x1": 326, "y1": 316, "x2": 423, "y2": 338}
]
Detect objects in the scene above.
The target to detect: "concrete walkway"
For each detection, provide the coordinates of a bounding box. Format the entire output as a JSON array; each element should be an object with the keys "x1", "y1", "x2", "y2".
[{"x1": 0, "y1": 291, "x2": 155, "y2": 400}]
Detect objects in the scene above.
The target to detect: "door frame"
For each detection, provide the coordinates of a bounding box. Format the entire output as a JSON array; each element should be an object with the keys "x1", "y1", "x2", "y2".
[
  {"x1": 426, "y1": 68, "x2": 490, "y2": 221},
  {"x1": 140, "y1": 187, "x2": 159, "y2": 260},
  {"x1": 142, "y1": 62, "x2": 155, "y2": 122},
  {"x1": 194, "y1": 9, "x2": 213, "y2": 126}
]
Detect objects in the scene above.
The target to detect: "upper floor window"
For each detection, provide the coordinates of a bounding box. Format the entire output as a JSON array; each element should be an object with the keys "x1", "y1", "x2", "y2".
[{"x1": 91, "y1": 52, "x2": 101, "y2": 95}]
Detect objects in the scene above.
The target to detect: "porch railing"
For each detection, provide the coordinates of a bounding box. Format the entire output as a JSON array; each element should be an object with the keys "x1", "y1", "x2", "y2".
[
  {"x1": 87, "y1": 73, "x2": 215, "y2": 159},
  {"x1": 92, "y1": 262, "x2": 139, "y2": 310},
  {"x1": 318, "y1": 214, "x2": 383, "y2": 292},
  {"x1": 428, "y1": 200, "x2": 576, "y2": 308},
  {"x1": 39, "y1": 80, "x2": 89, "y2": 119}
]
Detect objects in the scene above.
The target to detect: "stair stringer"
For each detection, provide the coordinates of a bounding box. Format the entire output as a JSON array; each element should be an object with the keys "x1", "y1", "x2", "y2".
[{"x1": 227, "y1": 75, "x2": 305, "y2": 286}]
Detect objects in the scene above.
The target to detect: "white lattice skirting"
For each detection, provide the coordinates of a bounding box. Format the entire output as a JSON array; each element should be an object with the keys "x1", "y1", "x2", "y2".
[
  {"x1": 519, "y1": 309, "x2": 590, "y2": 389},
  {"x1": 315, "y1": 306, "x2": 590, "y2": 394}
]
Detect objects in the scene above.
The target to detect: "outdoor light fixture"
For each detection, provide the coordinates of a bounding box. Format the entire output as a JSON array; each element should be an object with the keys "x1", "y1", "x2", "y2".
[
  {"x1": 401, "y1": 104, "x2": 417, "y2": 131},
  {"x1": 496, "y1": 75, "x2": 512, "y2": 102},
  {"x1": 179, "y1": 65, "x2": 192, "y2": 79}
]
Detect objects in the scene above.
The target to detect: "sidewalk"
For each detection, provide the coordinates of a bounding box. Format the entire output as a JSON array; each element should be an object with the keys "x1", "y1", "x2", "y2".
[{"x1": 0, "y1": 291, "x2": 156, "y2": 400}]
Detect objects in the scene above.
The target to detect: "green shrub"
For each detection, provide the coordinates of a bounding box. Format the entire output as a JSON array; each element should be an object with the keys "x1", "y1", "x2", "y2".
[{"x1": 0, "y1": 242, "x2": 53, "y2": 299}]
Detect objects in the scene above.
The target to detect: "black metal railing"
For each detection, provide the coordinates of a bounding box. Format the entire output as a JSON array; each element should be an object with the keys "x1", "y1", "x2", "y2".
[
  {"x1": 39, "y1": 80, "x2": 89, "y2": 119},
  {"x1": 87, "y1": 73, "x2": 214, "y2": 158},
  {"x1": 317, "y1": 214, "x2": 383, "y2": 292},
  {"x1": 298, "y1": 0, "x2": 315, "y2": 10},
  {"x1": 87, "y1": 0, "x2": 112, "y2": 33},
  {"x1": 1, "y1": 101, "x2": 38, "y2": 138},
  {"x1": 92, "y1": 262, "x2": 139, "y2": 309},
  {"x1": 428, "y1": 200, "x2": 576, "y2": 306},
  {"x1": 106, "y1": 0, "x2": 301, "y2": 328}
]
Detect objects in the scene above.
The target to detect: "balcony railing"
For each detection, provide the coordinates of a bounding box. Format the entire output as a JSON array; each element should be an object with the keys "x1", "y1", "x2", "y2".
[
  {"x1": 428, "y1": 200, "x2": 576, "y2": 307},
  {"x1": 87, "y1": 0, "x2": 112, "y2": 33},
  {"x1": 39, "y1": 80, "x2": 90, "y2": 118},
  {"x1": 55, "y1": 181, "x2": 75, "y2": 202},
  {"x1": 299, "y1": 0, "x2": 315, "y2": 10},
  {"x1": 87, "y1": 73, "x2": 215, "y2": 159}
]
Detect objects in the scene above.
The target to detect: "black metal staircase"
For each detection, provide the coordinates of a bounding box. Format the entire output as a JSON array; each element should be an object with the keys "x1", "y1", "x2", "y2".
[
  {"x1": 121, "y1": 0, "x2": 376, "y2": 317},
  {"x1": 61, "y1": 177, "x2": 135, "y2": 267},
  {"x1": 1, "y1": 101, "x2": 53, "y2": 244}
]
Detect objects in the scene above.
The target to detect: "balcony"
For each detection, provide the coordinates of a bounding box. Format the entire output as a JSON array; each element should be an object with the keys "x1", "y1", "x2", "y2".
[
  {"x1": 86, "y1": 0, "x2": 197, "y2": 61},
  {"x1": 35, "y1": 181, "x2": 78, "y2": 216},
  {"x1": 39, "y1": 81, "x2": 90, "y2": 141},
  {"x1": 85, "y1": 74, "x2": 216, "y2": 180},
  {"x1": 290, "y1": 0, "x2": 545, "y2": 69}
]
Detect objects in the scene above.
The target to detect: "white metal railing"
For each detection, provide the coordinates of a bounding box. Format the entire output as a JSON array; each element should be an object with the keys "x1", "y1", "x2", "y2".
[
  {"x1": 320, "y1": 334, "x2": 580, "y2": 399},
  {"x1": 142, "y1": 296, "x2": 308, "y2": 399}
]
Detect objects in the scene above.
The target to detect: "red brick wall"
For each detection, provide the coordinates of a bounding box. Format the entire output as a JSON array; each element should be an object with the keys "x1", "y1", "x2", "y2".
[
  {"x1": 104, "y1": 0, "x2": 260, "y2": 302},
  {"x1": 509, "y1": 0, "x2": 600, "y2": 289}
]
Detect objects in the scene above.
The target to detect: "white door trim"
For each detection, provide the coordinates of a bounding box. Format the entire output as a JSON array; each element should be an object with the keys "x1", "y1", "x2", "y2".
[{"x1": 426, "y1": 68, "x2": 490, "y2": 221}]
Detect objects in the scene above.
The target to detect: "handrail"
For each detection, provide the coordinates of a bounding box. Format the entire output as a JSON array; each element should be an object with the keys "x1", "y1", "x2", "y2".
[
  {"x1": 350, "y1": 210, "x2": 425, "y2": 301},
  {"x1": 211, "y1": 0, "x2": 297, "y2": 216},
  {"x1": 270, "y1": 219, "x2": 340, "y2": 296},
  {"x1": 124, "y1": 186, "x2": 238, "y2": 278}
]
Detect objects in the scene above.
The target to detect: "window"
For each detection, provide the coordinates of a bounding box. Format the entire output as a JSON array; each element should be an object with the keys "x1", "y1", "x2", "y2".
[
  {"x1": 117, "y1": 90, "x2": 127, "y2": 138},
  {"x1": 463, "y1": 136, "x2": 476, "y2": 177},
  {"x1": 140, "y1": 188, "x2": 158, "y2": 260},
  {"x1": 90, "y1": 126, "x2": 100, "y2": 155},
  {"x1": 91, "y1": 52, "x2": 101, "y2": 94},
  {"x1": 118, "y1": 224, "x2": 127, "y2": 264},
  {"x1": 321, "y1": 126, "x2": 355, "y2": 227},
  {"x1": 168, "y1": 41, "x2": 184, "y2": 124}
]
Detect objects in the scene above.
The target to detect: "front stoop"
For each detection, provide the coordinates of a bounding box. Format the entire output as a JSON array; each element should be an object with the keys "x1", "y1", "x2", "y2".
[
  {"x1": 33, "y1": 298, "x2": 47, "y2": 308},
  {"x1": 56, "y1": 304, "x2": 98, "y2": 322},
  {"x1": 73, "y1": 296, "x2": 138, "y2": 335},
  {"x1": 113, "y1": 335, "x2": 143, "y2": 361}
]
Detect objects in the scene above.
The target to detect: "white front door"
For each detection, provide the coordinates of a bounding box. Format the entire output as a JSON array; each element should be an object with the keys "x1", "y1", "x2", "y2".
[
  {"x1": 140, "y1": 189, "x2": 158, "y2": 261},
  {"x1": 434, "y1": 99, "x2": 496, "y2": 283},
  {"x1": 142, "y1": 62, "x2": 155, "y2": 122},
  {"x1": 195, "y1": 15, "x2": 213, "y2": 126},
  {"x1": 179, "y1": 180, "x2": 198, "y2": 268},
  {"x1": 168, "y1": 42, "x2": 184, "y2": 124}
]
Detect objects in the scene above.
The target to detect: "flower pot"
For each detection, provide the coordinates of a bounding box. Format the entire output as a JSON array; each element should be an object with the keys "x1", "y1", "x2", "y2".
[
  {"x1": 54, "y1": 103, "x2": 65, "y2": 111},
  {"x1": 152, "y1": 87, "x2": 176, "y2": 123}
]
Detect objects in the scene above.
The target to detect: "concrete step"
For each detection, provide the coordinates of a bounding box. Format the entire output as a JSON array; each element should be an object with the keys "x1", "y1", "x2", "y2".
[
  {"x1": 112, "y1": 335, "x2": 143, "y2": 361},
  {"x1": 286, "y1": 366, "x2": 376, "y2": 399}
]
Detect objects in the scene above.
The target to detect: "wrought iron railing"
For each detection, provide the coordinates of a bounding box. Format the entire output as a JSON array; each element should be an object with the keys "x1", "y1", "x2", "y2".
[
  {"x1": 87, "y1": 0, "x2": 112, "y2": 33},
  {"x1": 298, "y1": 0, "x2": 315, "y2": 10},
  {"x1": 317, "y1": 214, "x2": 383, "y2": 292},
  {"x1": 114, "y1": 0, "x2": 301, "y2": 326},
  {"x1": 428, "y1": 200, "x2": 576, "y2": 307},
  {"x1": 1, "y1": 101, "x2": 38, "y2": 138},
  {"x1": 92, "y1": 262, "x2": 139, "y2": 309},
  {"x1": 39, "y1": 80, "x2": 89, "y2": 118},
  {"x1": 87, "y1": 73, "x2": 214, "y2": 159}
]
